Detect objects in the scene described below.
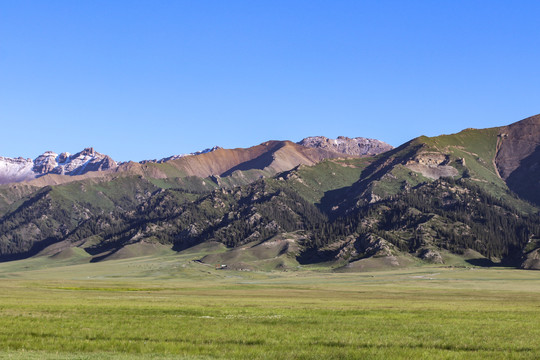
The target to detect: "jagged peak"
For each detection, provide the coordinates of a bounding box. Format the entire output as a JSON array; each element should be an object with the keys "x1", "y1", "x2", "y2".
[
  {"x1": 77, "y1": 147, "x2": 96, "y2": 156},
  {"x1": 35, "y1": 151, "x2": 57, "y2": 158}
]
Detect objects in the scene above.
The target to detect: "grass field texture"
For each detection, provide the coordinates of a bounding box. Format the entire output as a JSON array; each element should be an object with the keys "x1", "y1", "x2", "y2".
[{"x1": 0, "y1": 250, "x2": 539, "y2": 359}]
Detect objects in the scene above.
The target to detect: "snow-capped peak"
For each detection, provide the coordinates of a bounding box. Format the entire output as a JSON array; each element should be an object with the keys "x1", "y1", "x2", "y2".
[{"x1": 0, "y1": 147, "x2": 118, "y2": 184}]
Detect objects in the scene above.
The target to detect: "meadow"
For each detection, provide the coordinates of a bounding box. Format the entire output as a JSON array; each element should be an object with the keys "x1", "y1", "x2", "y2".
[{"x1": 0, "y1": 249, "x2": 540, "y2": 359}]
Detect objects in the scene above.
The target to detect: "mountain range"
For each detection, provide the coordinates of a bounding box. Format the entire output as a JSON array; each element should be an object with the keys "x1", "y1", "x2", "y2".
[
  {"x1": 0, "y1": 136, "x2": 390, "y2": 186},
  {"x1": 0, "y1": 118, "x2": 539, "y2": 271}
]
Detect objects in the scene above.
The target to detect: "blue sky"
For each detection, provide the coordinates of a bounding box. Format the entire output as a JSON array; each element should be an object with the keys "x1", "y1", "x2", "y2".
[{"x1": 1, "y1": 1, "x2": 539, "y2": 161}]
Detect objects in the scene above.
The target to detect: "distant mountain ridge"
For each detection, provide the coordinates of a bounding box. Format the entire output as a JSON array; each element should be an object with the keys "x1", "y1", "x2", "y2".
[{"x1": 0, "y1": 136, "x2": 393, "y2": 186}]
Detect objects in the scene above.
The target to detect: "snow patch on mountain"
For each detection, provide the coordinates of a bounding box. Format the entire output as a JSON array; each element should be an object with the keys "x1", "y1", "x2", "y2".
[{"x1": 0, "y1": 157, "x2": 35, "y2": 183}]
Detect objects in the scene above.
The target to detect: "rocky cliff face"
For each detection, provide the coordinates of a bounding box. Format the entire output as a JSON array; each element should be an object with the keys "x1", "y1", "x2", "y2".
[
  {"x1": 405, "y1": 152, "x2": 458, "y2": 179},
  {"x1": 495, "y1": 114, "x2": 540, "y2": 179},
  {"x1": 0, "y1": 148, "x2": 118, "y2": 184},
  {"x1": 495, "y1": 114, "x2": 540, "y2": 205},
  {"x1": 298, "y1": 136, "x2": 393, "y2": 156}
]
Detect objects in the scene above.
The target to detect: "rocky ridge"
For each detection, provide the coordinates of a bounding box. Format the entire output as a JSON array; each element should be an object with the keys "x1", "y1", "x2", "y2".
[{"x1": 298, "y1": 136, "x2": 393, "y2": 156}]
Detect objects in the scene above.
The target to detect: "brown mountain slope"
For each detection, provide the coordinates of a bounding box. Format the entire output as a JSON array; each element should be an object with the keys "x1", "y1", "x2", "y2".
[
  {"x1": 495, "y1": 114, "x2": 540, "y2": 205},
  {"x1": 496, "y1": 114, "x2": 540, "y2": 179},
  {"x1": 163, "y1": 140, "x2": 352, "y2": 177}
]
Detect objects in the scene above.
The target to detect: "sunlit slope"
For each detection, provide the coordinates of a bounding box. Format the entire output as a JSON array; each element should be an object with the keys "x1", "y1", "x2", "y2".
[{"x1": 297, "y1": 124, "x2": 536, "y2": 216}]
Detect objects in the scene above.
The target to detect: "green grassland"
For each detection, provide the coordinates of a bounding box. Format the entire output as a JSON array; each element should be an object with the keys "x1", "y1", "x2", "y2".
[{"x1": 1, "y1": 250, "x2": 540, "y2": 359}]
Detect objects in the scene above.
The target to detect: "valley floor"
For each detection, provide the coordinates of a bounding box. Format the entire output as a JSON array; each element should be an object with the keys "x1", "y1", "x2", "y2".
[{"x1": 0, "y1": 252, "x2": 539, "y2": 359}]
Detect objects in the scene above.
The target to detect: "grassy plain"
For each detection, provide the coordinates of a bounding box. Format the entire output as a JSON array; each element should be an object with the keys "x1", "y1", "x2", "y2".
[{"x1": 0, "y1": 248, "x2": 540, "y2": 359}]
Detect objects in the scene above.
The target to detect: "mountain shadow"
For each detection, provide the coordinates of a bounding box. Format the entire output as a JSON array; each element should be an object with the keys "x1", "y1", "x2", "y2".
[
  {"x1": 317, "y1": 140, "x2": 423, "y2": 217},
  {"x1": 220, "y1": 149, "x2": 275, "y2": 177},
  {"x1": 505, "y1": 144, "x2": 540, "y2": 207}
]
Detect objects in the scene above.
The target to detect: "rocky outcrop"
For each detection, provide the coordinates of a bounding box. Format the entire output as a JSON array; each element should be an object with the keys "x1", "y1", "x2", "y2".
[
  {"x1": 33, "y1": 151, "x2": 58, "y2": 174},
  {"x1": 298, "y1": 136, "x2": 393, "y2": 156},
  {"x1": 521, "y1": 248, "x2": 540, "y2": 270},
  {"x1": 419, "y1": 248, "x2": 444, "y2": 264},
  {"x1": 356, "y1": 234, "x2": 395, "y2": 257},
  {"x1": 405, "y1": 152, "x2": 458, "y2": 179},
  {"x1": 520, "y1": 237, "x2": 540, "y2": 270},
  {"x1": 333, "y1": 233, "x2": 395, "y2": 261},
  {"x1": 407, "y1": 152, "x2": 448, "y2": 166}
]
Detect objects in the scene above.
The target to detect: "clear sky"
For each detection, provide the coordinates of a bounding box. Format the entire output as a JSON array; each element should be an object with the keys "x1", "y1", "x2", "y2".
[{"x1": 1, "y1": 1, "x2": 539, "y2": 161}]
